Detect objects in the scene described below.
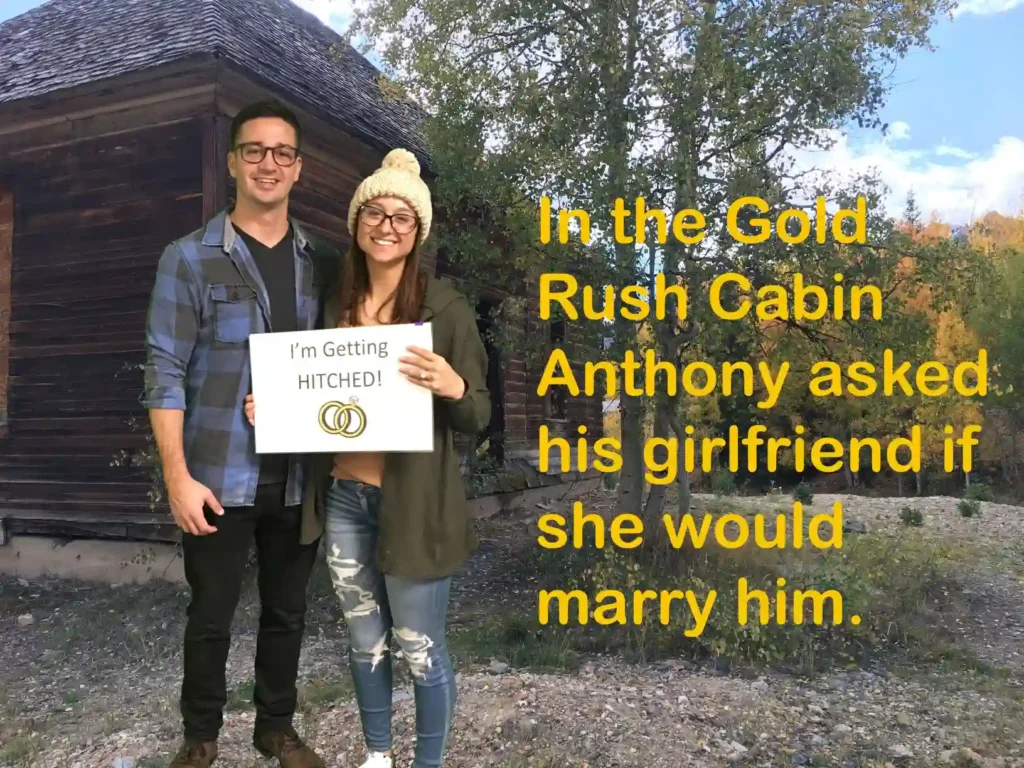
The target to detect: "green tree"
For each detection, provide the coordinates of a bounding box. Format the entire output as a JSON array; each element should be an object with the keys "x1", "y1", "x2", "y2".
[{"x1": 344, "y1": 0, "x2": 958, "y2": 521}]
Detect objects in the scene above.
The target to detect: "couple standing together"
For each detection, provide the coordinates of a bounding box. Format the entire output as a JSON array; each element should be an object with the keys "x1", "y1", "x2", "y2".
[{"x1": 143, "y1": 100, "x2": 490, "y2": 768}]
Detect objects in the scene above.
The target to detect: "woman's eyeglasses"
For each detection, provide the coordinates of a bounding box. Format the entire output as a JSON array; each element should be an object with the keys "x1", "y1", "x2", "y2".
[{"x1": 359, "y1": 204, "x2": 419, "y2": 235}]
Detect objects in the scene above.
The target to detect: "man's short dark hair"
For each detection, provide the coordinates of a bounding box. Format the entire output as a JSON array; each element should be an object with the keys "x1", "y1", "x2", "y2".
[{"x1": 230, "y1": 100, "x2": 302, "y2": 148}]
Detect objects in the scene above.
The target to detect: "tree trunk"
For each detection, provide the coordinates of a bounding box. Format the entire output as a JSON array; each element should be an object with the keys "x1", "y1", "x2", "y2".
[
  {"x1": 1012, "y1": 429, "x2": 1019, "y2": 482},
  {"x1": 677, "y1": 459, "x2": 692, "y2": 520},
  {"x1": 642, "y1": 407, "x2": 671, "y2": 523},
  {"x1": 915, "y1": 468, "x2": 923, "y2": 496},
  {"x1": 897, "y1": 472, "x2": 904, "y2": 497},
  {"x1": 617, "y1": 391, "x2": 646, "y2": 515}
]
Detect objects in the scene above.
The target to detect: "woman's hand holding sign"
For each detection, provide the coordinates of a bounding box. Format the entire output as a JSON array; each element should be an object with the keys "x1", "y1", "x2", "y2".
[
  {"x1": 400, "y1": 346, "x2": 466, "y2": 400},
  {"x1": 244, "y1": 394, "x2": 256, "y2": 426}
]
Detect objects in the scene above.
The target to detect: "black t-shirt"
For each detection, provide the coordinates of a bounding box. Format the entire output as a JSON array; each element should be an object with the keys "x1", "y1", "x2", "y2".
[{"x1": 236, "y1": 224, "x2": 297, "y2": 485}]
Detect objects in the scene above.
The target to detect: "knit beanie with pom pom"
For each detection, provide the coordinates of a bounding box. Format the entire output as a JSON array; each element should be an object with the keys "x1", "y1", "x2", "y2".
[{"x1": 347, "y1": 148, "x2": 432, "y2": 246}]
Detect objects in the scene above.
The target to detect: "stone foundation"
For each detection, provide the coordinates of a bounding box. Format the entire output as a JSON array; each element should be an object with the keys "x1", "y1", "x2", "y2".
[{"x1": 0, "y1": 467, "x2": 599, "y2": 586}]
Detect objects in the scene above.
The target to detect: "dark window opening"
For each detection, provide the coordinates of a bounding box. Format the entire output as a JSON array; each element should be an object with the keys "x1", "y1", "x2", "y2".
[
  {"x1": 548, "y1": 319, "x2": 567, "y2": 420},
  {"x1": 476, "y1": 297, "x2": 504, "y2": 462}
]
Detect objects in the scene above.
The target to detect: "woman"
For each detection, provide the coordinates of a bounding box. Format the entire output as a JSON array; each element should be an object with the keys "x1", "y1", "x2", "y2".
[{"x1": 245, "y1": 148, "x2": 490, "y2": 768}]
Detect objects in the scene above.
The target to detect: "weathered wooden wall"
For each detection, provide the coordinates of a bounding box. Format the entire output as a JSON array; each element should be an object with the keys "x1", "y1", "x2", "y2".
[
  {"x1": 0, "y1": 119, "x2": 205, "y2": 540},
  {"x1": 0, "y1": 188, "x2": 11, "y2": 440},
  {"x1": 0, "y1": 56, "x2": 602, "y2": 544}
]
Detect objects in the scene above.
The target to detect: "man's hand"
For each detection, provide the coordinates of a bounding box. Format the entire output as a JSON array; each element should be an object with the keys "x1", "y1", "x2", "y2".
[{"x1": 167, "y1": 473, "x2": 224, "y2": 535}]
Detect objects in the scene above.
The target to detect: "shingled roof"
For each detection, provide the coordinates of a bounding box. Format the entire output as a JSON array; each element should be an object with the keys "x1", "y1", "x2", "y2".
[{"x1": 0, "y1": 0, "x2": 430, "y2": 160}]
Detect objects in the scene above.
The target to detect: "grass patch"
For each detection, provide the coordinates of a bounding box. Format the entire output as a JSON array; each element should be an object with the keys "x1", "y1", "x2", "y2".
[
  {"x1": 298, "y1": 677, "x2": 353, "y2": 710},
  {"x1": 24, "y1": 581, "x2": 191, "y2": 665},
  {"x1": 0, "y1": 685, "x2": 18, "y2": 722},
  {"x1": 0, "y1": 735, "x2": 37, "y2": 765},
  {"x1": 890, "y1": 660, "x2": 1024, "y2": 756},
  {"x1": 450, "y1": 613, "x2": 581, "y2": 672},
  {"x1": 519, "y1": 501, "x2": 973, "y2": 674},
  {"x1": 226, "y1": 678, "x2": 255, "y2": 711},
  {"x1": 914, "y1": 641, "x2": 1011, "y2": 677},
  {"x1": 712, "y1": 472, "x2": 737, "y2": 496}
]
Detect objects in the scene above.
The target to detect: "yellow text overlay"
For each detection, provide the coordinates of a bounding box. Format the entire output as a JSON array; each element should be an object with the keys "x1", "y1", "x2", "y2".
[
  {"x1": 534, "y1": 501, "x2": 860, "y2": 634},
  {"x1": 538, "y1": 424, "x2": 984, "y2": 478},
  {"x1": 539, "y1": 271, "x2": 883, "y2": 322},
  {"x1": 536, "y1": 500, "x2": 845, "y2": 551},
  {"x1": 536, "y1": 582, "x2": 857, "y2": 636},
  {"x1": 536, "y1": 349, "x2": 987, "y2": 408},
  {"x1": 537, "y1": 195, "x2": 867, "y2": 246}
]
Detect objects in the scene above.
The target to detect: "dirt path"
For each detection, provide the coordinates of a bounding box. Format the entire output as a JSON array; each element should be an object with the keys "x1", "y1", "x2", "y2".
[{"x1": 2, "y1": 490, "x2": 1023, "y2": 768}]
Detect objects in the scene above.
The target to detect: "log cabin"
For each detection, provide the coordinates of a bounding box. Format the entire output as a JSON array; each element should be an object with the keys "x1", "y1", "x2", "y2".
[{"x1": 0, "y1": 0, "x2": 604, "y2": 548}]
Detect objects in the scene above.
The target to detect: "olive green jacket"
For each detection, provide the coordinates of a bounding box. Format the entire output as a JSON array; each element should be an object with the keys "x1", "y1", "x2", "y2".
[{"x1": 299, "y1": 274, "x2": 491, "y2": 580}]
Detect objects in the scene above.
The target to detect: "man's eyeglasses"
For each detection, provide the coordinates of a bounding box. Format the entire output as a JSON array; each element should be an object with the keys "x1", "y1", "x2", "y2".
[
  {"x1": 359, "y1": 204, "x2": 419, "y2": 235},
  {"x1": 235, "y1": 142, "x2": 300, "y2": 167}
]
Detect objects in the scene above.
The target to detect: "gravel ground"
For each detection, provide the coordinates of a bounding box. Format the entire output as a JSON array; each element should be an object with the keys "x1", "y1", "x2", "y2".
[{"x1": 2, "y1": 489, "x2": 1023, "y2": 768}]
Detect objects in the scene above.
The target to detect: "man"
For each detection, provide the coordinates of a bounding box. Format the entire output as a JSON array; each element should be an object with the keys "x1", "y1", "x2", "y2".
[{"x1": 143, "y1": 100, "x2": 335, "y2": 768}]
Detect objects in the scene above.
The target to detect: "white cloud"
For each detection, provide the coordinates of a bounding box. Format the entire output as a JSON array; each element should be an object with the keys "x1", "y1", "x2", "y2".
[
  {"x1": 935, "y1": 143, "x2": 977, "y2": 160},
  {"x1": 953, "y1": 0, "x2": 1024, "y2": 16},
  {"x1": 888, "y1": 121, "x2": 911, "y2": 141},
  {"x1": 289, "y1": 0, "x2": 353, "y2": 30},
  {"x1": 789, "y1": 127, "x2": 1024, "y2": 225}
]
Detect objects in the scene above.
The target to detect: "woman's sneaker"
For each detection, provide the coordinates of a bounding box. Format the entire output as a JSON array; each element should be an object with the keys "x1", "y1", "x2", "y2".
[{"x1": 359, "y1": 753, "x2": 393, "y2": 768}]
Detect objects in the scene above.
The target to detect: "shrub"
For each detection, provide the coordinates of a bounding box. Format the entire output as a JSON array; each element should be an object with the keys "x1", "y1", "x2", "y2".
[
  {"x1": 900, "y1": 506, "x2": 923, "y2": 527},
  {"x1": 793, "y1": 481, "x2": 814, "y2": 505},
  {"x1": 712, "y1": 472, "x2": 737, "y2": 497},
  {"x1": 958, "y1": 498, "x2": 981, "y2": 518},
  {"x1": 965, "y1": 482, "x2": 993, "y2": 502}
]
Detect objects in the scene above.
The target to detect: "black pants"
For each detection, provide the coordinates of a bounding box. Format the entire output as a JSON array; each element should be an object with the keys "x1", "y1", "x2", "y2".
[{"x1": 180, "y1": 482, "x2": 320, "y2": 741}]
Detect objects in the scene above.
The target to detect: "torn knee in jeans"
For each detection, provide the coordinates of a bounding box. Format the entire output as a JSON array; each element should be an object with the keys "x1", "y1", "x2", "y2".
[
  {"x1": 394, "y1": 627, "x2": 440, "y2": 681},
  {"x1": 350, "y1": 632, "x2": 390, "y2": 673}
]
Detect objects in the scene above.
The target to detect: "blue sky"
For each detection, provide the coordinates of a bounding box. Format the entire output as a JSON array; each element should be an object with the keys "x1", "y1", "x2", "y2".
[{"x1": 2, "y1": 0, "x2": 1021, "y2": 225}]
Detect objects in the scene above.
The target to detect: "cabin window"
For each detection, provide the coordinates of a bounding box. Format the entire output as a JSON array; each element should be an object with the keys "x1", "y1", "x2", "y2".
[
  {"x1": 0, "y1": 187, "x2": 11, "y2": 436},
  {"x1": 476, "y1": 297, "x2": 505, "y2": 462}
]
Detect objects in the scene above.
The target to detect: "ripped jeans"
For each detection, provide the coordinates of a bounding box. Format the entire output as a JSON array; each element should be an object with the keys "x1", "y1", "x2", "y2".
[{"x1": 324, "y1": 478, "x2": 456, "y2": 767}]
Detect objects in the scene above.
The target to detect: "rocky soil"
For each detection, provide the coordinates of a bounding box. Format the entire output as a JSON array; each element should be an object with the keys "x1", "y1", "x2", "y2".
[{"x1": 2, "y1": 490, "x2": 1022, "y2": 768}]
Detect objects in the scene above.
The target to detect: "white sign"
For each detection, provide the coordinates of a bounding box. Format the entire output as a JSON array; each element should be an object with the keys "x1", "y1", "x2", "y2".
[{"x1": 248, "y1": 322, "x2": 435, "y2": 454}]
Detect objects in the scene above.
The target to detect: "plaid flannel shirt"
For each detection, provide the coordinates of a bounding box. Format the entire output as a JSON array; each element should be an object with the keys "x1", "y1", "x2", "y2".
[{"x1": 142, "y1": 209, "x2": 329, "y2": 508}]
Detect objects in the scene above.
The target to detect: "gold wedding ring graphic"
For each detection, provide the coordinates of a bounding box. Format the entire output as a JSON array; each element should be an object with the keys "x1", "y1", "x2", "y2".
[{"x1": 318, "y1": 398, "x2": 367, "y2": 438}]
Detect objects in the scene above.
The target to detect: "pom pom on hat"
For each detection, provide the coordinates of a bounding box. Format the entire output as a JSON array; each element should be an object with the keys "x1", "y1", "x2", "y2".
[
  {"x1": 381, "y1": 147, "x2": 421, "y2": 175},
  {"x1": 347, "y1": 148, "x2": 432, "y2": 245}
]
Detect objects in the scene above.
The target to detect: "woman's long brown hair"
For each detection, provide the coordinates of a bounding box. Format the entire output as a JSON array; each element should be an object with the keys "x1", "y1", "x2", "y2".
[{"x1": 336, "y1": 237, "x2": 427, "y2": 327}]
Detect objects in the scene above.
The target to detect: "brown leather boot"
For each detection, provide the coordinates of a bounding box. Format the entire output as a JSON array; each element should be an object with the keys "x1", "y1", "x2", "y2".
[
  {"x1": 169, "y1": 740, "x2": 218, "y2": 768},
  {"x1": 253, "y1": 727, "x2": 326, "y2": 768}
]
